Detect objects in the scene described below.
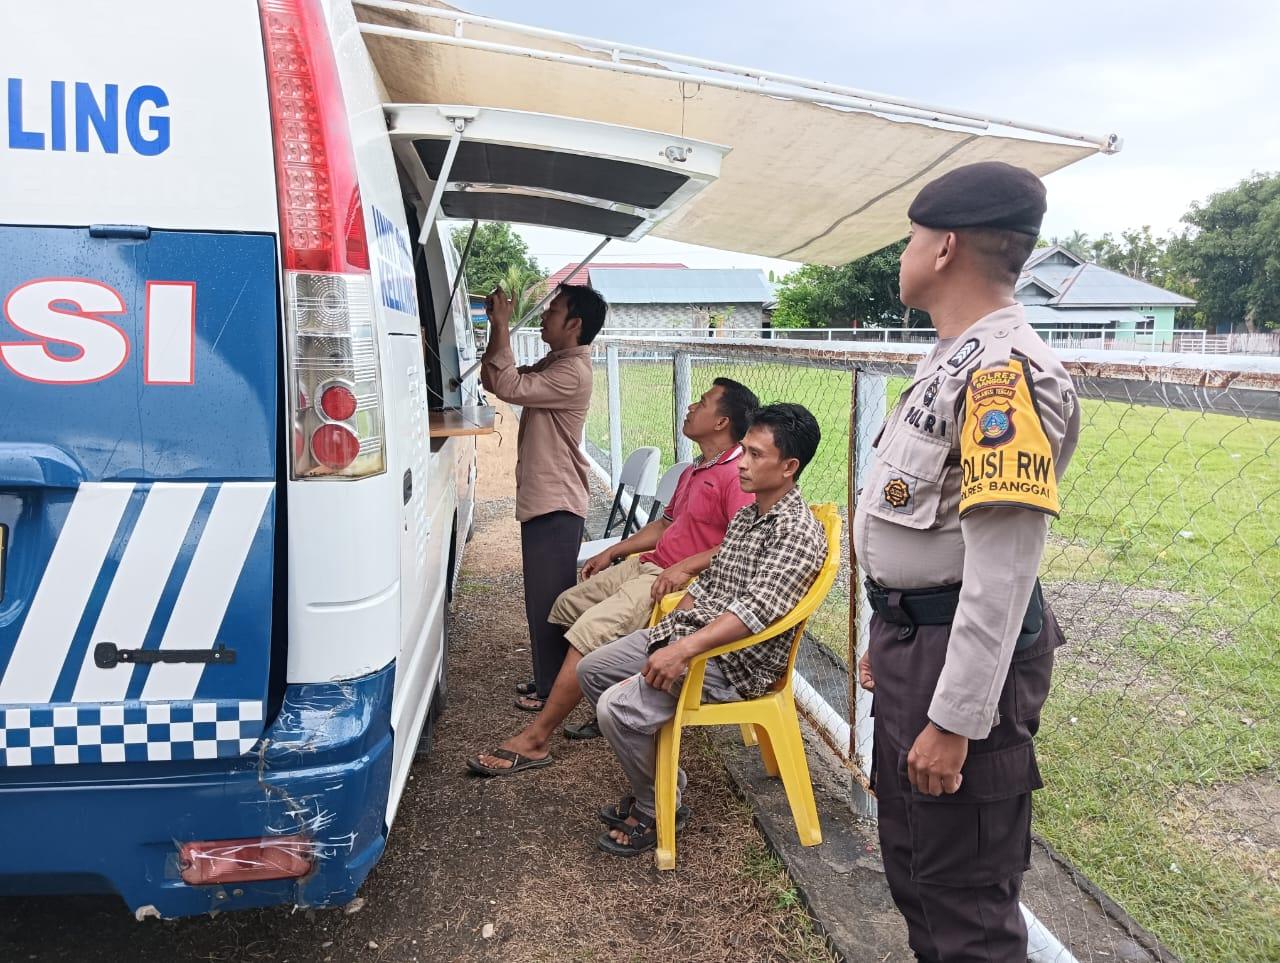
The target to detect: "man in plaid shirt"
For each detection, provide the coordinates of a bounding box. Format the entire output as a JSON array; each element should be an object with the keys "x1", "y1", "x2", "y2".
[{"x1": 577, "y1": 403, "x2": 827, "y2": 856}]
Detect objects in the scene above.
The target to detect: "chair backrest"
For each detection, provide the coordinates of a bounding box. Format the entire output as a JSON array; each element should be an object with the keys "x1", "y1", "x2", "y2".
[
  {"x1": 600, "y1": 447, "x2": 660, "y2": 539},
  {"x1": 776, "y1": 503, "x2": 843, "y2": 685},
  {"x1": 649, "y1": 460, "x2": 692, "y2": 522},
  {"x1": 618, "y1": 447, "x2": 660, "y2": 496}
]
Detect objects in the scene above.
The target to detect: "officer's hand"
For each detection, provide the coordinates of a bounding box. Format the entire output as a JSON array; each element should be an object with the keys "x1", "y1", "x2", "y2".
[
  {"x1": 857, "y1": 652, "x2": 874, "y2": 691},
  {"x1": 580, "y1": 549, "x2": 616, "y2": 581},
  {"x1": 650, "y1": 561, "x2": 695, "y2": 602},
  {"x1": 907, "y1": 723, "x2": 968, "y2": 796},
  {"x1": 642, "y1": 643, "x2": 690, "y2": 693}
]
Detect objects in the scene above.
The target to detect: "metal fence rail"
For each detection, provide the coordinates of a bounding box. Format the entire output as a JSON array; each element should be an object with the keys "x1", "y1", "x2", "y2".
[{"x1": 513, "y1": 330, "x2": 1280, "y2": 963}]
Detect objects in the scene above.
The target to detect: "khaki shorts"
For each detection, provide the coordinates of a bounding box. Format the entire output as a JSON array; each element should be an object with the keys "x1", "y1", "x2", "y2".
[{"x1": 549, "y1": 555, "x2": 663, "y2": 655}]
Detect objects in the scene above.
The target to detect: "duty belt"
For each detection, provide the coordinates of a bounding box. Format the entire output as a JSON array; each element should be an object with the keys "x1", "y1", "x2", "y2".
[{"x1": 864, "y1": 578, "x2": 1045, "y2": 651}]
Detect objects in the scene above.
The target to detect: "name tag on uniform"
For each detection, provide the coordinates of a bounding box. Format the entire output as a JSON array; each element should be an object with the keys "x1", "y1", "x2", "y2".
[{"x1": 959, "y1": 359, "x2": 1059, "y2": 517}]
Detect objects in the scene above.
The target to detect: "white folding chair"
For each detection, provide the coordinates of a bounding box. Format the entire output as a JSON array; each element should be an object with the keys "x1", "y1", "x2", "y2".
[
  {"x1": 646, "y1": 460, "x2": 692, "y2": 525},
  {"x1": 577, "y1": 447, "x2": 659, "y2": 566}
]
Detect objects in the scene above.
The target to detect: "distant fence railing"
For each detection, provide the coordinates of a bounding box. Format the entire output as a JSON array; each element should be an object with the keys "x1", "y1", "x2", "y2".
[
  {"x1": 510, "y1": 328, "x2": 1280, "y2": 963},
  {"x1": 585, "y1": 325, "x2": 1280, "y2": 356}
]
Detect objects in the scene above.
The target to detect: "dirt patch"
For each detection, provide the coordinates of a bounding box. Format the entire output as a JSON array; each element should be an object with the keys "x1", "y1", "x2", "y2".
[
  {"x1": 1045, "y1": 581, "x2": 1195, "y2": 696},
  {"x1": 1166, "y1": 772, "x2": 1280, "y2": 886}
]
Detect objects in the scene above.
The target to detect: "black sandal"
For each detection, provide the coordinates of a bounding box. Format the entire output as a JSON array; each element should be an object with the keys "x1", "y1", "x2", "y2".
[
  {"x1": 598, "y1": 795, "x2": 690, "y2": 832},
  {"x1": 597, "y1": 812, "x2": 658, "y2": 856},
  {"x1": 514, "y1": 680, "x2": 537, "y2": 697},
  {"x1": 564, "y1": 716, "x2": 601, "y2": 740}
]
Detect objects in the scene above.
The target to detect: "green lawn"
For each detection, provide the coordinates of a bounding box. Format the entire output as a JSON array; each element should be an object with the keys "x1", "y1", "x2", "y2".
[{"x1": 588, "y1": 357, "x2": 1280, "y2": 963}]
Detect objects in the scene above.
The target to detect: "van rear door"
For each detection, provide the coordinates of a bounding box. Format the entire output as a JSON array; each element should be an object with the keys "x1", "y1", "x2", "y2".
[{"x1": 0, "y1": 0, "x2": 280, "y2": 767}]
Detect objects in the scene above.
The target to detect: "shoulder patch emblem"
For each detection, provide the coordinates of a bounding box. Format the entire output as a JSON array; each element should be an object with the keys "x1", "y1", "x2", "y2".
[
  {"x1": 960, "y1": 359, "x2": 1059, "y2": 518},
  {"x1": 947, "y1": 337, "x2": 980, "y2": 369}
]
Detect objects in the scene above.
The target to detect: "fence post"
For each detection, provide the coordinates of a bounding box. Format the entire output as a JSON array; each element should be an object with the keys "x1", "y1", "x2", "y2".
[
  {"x1": 673, "y1": 350, "x2": 693, "y2": 463},
  {"x1": 606, "y1": 342, "x2": 623, "y2": 487},
  {"x1": 849, "y1": 367, "x2": 887, "y2": 817}
]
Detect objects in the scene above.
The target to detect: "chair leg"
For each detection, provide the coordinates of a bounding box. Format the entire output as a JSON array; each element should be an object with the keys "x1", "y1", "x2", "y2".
[
  {"x1": 766, "y1": 709, "x2": 822, "y2": 847},
  {"x1": 739, "y1": 724, "x2": 758, "y2": 747},
  {"x1": 755, "y1": 724, "x2": 780, "y2": 778},
  {"x1": 654, "y1": 721, "x2": 682, "y2": 870}
]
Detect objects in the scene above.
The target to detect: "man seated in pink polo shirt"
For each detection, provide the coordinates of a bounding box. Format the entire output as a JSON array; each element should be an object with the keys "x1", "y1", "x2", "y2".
[{"x1": 468, "y1": 378, "x2": 759, "y2": 776}]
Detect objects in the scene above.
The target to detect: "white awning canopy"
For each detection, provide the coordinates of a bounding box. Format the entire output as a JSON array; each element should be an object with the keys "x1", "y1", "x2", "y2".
[{"x1": 357, "y1": 1, "x2": 1119, "y2": 265}]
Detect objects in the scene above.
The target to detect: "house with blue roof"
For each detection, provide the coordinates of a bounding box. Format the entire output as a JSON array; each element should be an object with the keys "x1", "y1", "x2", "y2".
[
  {"x1": 587, "y1": 267, "x2": 773, "y2": 336},
  {"x1": 1018, "y1": 245, "x2": 1196, "y2": 348}
]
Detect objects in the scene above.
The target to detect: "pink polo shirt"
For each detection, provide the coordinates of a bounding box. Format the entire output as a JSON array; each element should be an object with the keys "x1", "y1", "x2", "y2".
[{"x1": 642, "y1": 446, "x2": 755, "y2": 570}]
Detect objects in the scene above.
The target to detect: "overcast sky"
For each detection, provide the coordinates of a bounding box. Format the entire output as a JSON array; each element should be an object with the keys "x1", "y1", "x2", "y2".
[{"x1": 451, "y1": 0, "x2": 1280, "y2": 276}]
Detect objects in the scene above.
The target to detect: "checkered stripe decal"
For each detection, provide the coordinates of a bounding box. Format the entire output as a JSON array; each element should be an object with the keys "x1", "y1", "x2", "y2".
[{"x1": 0, "y1": 701, "x2": 263, "y2": 766}]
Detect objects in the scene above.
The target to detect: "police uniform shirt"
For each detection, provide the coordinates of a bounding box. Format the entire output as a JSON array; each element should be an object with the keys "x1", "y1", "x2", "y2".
[{"x1": 853, "y1": 303, "x2": 1080, "y2": 740}]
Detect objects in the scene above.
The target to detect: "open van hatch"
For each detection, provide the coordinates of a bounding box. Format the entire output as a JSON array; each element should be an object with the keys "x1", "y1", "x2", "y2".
[{"x1": 387, "y1": 104, "x2": 728, "y2": 241}]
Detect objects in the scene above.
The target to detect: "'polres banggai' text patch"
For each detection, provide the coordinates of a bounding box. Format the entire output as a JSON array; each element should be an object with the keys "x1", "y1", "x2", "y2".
[{"x1": 959, "y1": 358, "x2": 1059, "y2": 518}]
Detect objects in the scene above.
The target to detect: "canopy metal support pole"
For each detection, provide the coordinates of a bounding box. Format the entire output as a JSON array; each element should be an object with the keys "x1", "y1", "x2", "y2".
[
  {"x1": 437, "y1": 218, "x2": 478, "y2": 337},
  {"x1": 418, "y1": 110, "x2": 475, "y2": 245},
  {"x1": 453, "y1": 235, "x2": 611, "y2": 387}
]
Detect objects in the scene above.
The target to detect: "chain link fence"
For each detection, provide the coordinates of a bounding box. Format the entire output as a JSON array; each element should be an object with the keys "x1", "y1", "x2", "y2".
[{"x1": 514, "y1": 329, "x2": 1280, "y2": 963}]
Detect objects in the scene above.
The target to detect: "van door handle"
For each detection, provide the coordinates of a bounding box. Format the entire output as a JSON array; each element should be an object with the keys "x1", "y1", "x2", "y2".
[
  {"x1": 94, "y1": 642, "x2": 236, "y2": 668},
  {"x1": 403, "y1": 469, "x2": 413, "y2": 504}
]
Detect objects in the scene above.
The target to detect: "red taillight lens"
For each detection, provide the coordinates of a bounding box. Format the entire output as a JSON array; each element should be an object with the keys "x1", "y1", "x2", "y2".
[
  {"x1": 320, "y1": 382, "x2": 357, "y2": 421},
  {"x1": 260, "y1": 0, "x2": 386, "y2": 481},
  {"x1": 311, "y1": 423, "x2": 361, "y2": 469},
  {"x1": 344, "y1": 189, "x2": 370, "y2": 270},
  {"x1": 179, "y1": 836, "x2": 314, "y2": 885},
  {"x1": 259, "y1": 0, "x2": 366, "y2": 275}
]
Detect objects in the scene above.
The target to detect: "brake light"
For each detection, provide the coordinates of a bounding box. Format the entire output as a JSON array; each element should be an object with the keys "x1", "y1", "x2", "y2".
[
  {"x1": 319, "y1": 382, "x2": 358, "y2": 420},
  {"x1": 179, "y1": 836, "x2": 314, "y2": 885},
  {"x1": 260, "y1": 0, "x2": 385, "y2": 480}
]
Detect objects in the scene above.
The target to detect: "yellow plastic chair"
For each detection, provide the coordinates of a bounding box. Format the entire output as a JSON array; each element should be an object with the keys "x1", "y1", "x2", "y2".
[{"x1": 647, "y1": 502, "x2": 842, "y2": 870}]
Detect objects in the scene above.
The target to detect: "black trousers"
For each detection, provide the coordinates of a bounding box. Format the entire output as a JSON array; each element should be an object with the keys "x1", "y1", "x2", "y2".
[
  {"x1": 520, "y1": 511, "x2": 584, "y2": 698},
  {"x1": 869, "y1": 607, "x2": 1062, "y2": 963}
]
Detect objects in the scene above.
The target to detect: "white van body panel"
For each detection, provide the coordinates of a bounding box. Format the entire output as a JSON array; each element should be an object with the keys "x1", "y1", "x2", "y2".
[
  {"x1": 318, "y1": 0, "x2": 472, "y2": 824},
  {"x1": 0, "y1": 0, "x2": 277, "y2": 232}
]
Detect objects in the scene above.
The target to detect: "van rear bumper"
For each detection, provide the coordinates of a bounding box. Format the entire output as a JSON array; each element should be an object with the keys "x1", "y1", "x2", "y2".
[{"x1": 0, "y1": 666, "x2": 395, "y2": 918}]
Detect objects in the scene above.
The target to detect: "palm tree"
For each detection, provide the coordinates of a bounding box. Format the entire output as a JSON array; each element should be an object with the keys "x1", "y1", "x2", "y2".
[{"x1": 498, "y1": 264, "x2": 547, "y2": 327}]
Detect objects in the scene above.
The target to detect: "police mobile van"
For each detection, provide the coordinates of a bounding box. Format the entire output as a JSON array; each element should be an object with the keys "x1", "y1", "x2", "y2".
[{"x1": 0, "y1": 0, "x2": 1109, "y2": 919}]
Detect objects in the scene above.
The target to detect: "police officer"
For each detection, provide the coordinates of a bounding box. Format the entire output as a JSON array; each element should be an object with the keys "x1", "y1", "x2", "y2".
[{"x1": 854, "y1": 161, "x2": 1080, "y2": 963}]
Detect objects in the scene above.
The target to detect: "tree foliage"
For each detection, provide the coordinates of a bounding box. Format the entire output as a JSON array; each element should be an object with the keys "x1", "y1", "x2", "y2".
[
  {"x1": 771, "y1": 240, "x2": 914, "y2": 328},
  {"x1": 451, "y1": 223, "x2": 541, "y2": 294},
  {"x1": 1171, "y1": 172, "x2": 1280, "y2": 331}
]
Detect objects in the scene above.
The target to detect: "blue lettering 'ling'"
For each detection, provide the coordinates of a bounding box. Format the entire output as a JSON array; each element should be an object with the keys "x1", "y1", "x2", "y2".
[{"x1": 6, "y1": 79, "x2": 170, "y2": 155}]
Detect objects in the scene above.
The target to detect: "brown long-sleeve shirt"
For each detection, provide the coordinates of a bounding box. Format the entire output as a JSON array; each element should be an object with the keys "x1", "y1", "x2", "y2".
[{"x1": 481, "y1": 343, "x2": 593, "y2": 522}]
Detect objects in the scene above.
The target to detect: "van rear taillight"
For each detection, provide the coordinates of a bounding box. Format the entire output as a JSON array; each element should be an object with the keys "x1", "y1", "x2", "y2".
[
  {"x1": 260, "y1": 0, "x2": 385, "y2": 480},
  {"x1": 179, "y1": 836, "x2": 314, "y2": 885}
]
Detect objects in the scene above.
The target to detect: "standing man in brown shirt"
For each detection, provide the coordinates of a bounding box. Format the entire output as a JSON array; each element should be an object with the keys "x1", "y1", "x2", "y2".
[
  {"x1": 855, "y1": 163, "x2": 1080, "y2": 962},
  {"x1": 481, "y1": 283, "x2": 608, "y2": 710}
]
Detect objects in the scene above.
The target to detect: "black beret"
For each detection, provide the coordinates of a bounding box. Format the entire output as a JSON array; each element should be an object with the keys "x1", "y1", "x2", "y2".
[{"x1": 907, "y1": 161, "x2": 1047, "y2": 236}]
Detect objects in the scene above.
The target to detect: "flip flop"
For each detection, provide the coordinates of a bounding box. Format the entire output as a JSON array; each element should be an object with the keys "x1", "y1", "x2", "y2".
[
  {"x1": 514, "y1": 680, "x2": 537, "y2": 697},
  {"x1": 466, "y1": 748, "x2": 553, "y2": 777},
  {"x1": 513, "y1": 695, "x2": 545, "y2": 712}
]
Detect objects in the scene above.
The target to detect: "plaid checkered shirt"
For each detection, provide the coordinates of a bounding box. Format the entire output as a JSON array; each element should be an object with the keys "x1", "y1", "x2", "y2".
[{"x1": 647, "y1": 485, "x2": 827, "y2": 699}]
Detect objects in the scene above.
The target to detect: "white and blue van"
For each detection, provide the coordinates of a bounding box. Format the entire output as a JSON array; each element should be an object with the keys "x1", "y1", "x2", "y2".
[{"x1": 0, "y1": 0, "x2": 725, "y2": 917}]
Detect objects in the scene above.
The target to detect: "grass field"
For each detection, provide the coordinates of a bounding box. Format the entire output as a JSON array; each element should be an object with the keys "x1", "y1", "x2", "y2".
[{"x1": 586, "y1": 358, "x2": 1280, "y2": 963}]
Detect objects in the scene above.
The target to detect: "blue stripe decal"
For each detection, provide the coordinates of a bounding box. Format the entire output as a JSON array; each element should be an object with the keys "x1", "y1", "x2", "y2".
[
  {"x1": 192, "y1": 488, "x2": 276, "y2": 702},
  {"x1": 48, "y1": 486, "x2": 149, "y2": 702},
  {"x1": 123, "y1": 483, "x2": 221, "y2": 701}
]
